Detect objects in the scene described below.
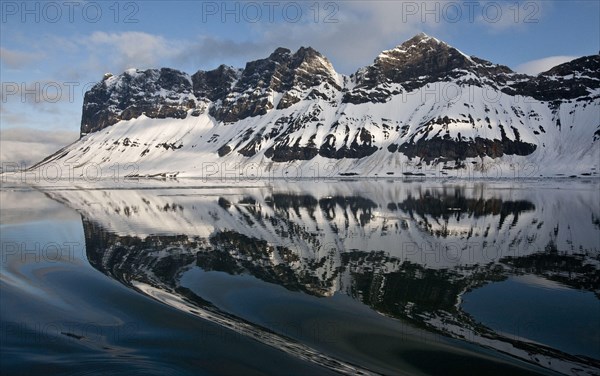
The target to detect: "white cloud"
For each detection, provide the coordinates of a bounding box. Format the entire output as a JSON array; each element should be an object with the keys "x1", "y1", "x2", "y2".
[
  {"x1": 77, "y1": 3, "x2": 434, "y2": 75},
  {"x1": 174, "y1": 36, "x2": 271, "y2": 70},
  {"x1": 6, "y1": 1, "x2": 547, "y2": 78},
  {"x1": 0, "y1": 47, "x2": 43, "y2": 69},
  {"x1": 515, "y1": 55, "x2": 578, "y2": 75},
  {"x1": 0, "y1": 128, "x2": 78, "y2": 167},
  {"x1": 1, "y1": 80, "x2": 86, "y2": 106},
  {"x1": 85, "y1": 31, "x2": 186, "y2": 73},
  {"x1": 473, "y1": 0, "x2": 546, "y2": 32},
  {"x1": 250, "y1": 1, "x2": 428, "y2": 73}
]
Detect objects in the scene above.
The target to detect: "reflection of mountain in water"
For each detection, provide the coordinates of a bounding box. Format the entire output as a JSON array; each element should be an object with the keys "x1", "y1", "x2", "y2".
[
  {"x1": 53, "y1": 182, "x2": 599, "y2": 298},
  {"x1": 391, "y1": 195, "x2": 536, "y2": 235},
  {"x1": 48, "y1": 181, "x2": 600, "y2": 374}
]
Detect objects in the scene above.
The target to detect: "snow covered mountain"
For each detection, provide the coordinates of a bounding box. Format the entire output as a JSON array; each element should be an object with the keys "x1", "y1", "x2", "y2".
[{"x1": 32, "y1": 33, "x2": 600, "y2": 178}]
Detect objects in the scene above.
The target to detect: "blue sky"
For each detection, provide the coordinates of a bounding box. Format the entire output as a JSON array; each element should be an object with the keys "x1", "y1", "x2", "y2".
[{"x1": 1, "y1": 0, "x2": 599, "y2": 165}]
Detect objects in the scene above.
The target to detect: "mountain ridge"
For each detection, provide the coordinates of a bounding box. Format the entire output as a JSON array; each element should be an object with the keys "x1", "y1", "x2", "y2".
[{"x1": 31, "y1": 33, "x2": 600, "y2": 178}]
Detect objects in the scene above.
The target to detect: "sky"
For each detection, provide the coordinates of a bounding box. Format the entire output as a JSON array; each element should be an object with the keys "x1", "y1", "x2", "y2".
[{"x1": 1, "y1": 0, "x2": 599, "y2": 166}]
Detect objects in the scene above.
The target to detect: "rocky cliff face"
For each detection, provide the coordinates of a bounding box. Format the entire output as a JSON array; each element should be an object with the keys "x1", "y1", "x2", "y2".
[
  {"x1": 36, "y1": 33, "x2": 599, "y2": 177},
  {"x1": 343, "y1": 33, "x2": 518, "y2": 104},
  {"x1": 82, "y1": 68, "x2": 191, "y2": 135},
  {"x1": 343, "y1": 33, "x2": 599, "y2": 103},
  {"x1": 209, "y1": 46, "x2": 341, "y2": 122},
  {"x1": 508, "y1": 55, "x2": 600, "y2": 101},
  {"x1": 81, "y1": 46, "x2": 341, "y2": 134}
]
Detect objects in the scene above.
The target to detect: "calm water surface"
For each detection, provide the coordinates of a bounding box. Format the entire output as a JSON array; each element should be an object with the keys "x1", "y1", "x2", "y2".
[{"x1": 1, "y1": 179, "x2": 598, "y2": 375}]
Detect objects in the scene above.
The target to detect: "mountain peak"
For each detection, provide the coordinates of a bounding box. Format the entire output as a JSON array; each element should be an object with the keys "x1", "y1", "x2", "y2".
[
  {"x1": 343, "y1": 33, "x2": 521, "y2": 104},
  {"x1": 268, "y1": 47, "x2": 292, "y2": 62},
  {"x1": 405, "y1": 32, "x2": 440, "y2": 44},
  {"x1": 379, "y1": 33, "x2": 456, "y2": 60},
  {"x1": 292, "y1": 46, "x2": 337, "y2": 76},
  {"x1": 540, "y1": 54, "x2": 600, "y2": 77},
  {"x1": 356, "y1": 34, "x2": 476, "y2": 91},
  {"x1": 294, "y1": 46, "x2": 320, "y2": 60}
]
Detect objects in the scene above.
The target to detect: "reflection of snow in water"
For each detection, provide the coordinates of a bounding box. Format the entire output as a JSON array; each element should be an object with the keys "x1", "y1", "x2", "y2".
[
  {"x1": 34, "y1": 179, "x2": 600, "y2": 375},
  {"x1": 44, "y1": 180, "x2": 599, "y2": 270}
]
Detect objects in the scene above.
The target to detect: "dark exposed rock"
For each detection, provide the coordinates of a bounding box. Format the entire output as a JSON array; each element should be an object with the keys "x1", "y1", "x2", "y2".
[
  {"x1": 343, "y1": 34, "x2": 599, "y2": 104},
  {"x1": 394, "y1": 136, "x2": 537, "y2": 163},
  {"x1": 191, "y1": 64, "x2": 239, "y2": 102},
  {"x1": 318, "y1": 128, "x2": 378, "y2": 159},
  {"x1": 237, "y1": 137, "x2": 264, "y2": 157},
  {"x1": 264, "y1": 145, "x2": 319, "y2": 162},
  {"x1": 210, "y1": 46, "x2": 340, "y2": 122},
  {"x1": 505, "y1": 55, "x2": 600, "y2": 101},
  {"x1": 276, "y1": 92, "x2": 302, "y2": 109},
  {"x1": 81, "y1": 68, "x2": 198, "y2": 135},
  {"x1": 156, "y1": 142, "x2": 183, "y2": 151},
  {"x1": 343, "y1": 33, "x2": 517, "y2": 104},
  {"x1": 80, "y1": 46, "x2": 340, "y2": 134}
]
